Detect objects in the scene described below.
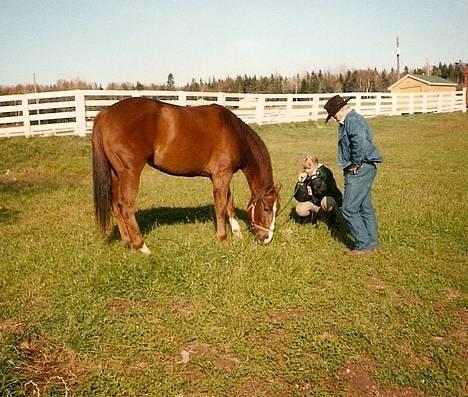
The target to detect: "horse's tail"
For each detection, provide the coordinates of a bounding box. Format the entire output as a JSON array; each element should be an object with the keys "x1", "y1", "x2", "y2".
[{"x1": 92, "y1": 117, "x2": 112, "y2": 236}]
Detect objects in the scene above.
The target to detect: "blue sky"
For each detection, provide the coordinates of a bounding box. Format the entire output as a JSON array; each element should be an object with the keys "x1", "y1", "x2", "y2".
[{"x1": 1, "y1": 0, "x2": 467, "y2": 87}]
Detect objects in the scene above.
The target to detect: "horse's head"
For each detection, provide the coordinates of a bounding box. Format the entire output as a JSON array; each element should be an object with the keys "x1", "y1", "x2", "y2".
[{"x1": 247, "y1": 184, "x2": 281, "y2": 244}]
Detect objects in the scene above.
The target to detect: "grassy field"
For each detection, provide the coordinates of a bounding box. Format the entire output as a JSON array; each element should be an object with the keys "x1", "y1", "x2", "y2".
[{"x1": 0, "y1": 112, "x2": 467, "y2": 396}]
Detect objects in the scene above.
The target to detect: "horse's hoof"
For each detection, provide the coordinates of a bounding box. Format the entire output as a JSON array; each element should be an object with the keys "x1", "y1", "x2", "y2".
[
  {"x1": 233, "y1": 231, "x2": 244, "y2": 239},
  {"x1": 229, "y1": 218, "x2": 243, "y2": 239},
  {"x1": 138, "y1": 243, "x2": 151, "y2": 255}
]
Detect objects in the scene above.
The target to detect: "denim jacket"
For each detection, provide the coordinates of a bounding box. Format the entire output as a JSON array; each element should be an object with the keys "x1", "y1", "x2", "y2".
[{"x1": 337, "y1": 110, "x2": 383, "y2": 169}]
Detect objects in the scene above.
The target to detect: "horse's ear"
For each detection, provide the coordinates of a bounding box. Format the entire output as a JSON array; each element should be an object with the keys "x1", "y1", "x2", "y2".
[{"x1": 274, "y1": 183, "x2": 282, "y2": 194}]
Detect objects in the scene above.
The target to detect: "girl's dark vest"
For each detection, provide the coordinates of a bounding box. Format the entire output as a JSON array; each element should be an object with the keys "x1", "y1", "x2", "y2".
[{"x1": 294, "y1": 165, "x2": 343, "y2": 207}]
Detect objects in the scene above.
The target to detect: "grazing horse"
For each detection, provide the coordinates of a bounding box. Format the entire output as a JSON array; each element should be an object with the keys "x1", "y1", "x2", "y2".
[{"x1": 92, "y1": 97, "x2": 281, "y2": 254}]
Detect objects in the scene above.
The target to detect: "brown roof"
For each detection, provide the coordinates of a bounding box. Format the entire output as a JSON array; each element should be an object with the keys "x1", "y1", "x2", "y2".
[{"x1": 388, "y1": 74, "x2": 457, "y2": 90}]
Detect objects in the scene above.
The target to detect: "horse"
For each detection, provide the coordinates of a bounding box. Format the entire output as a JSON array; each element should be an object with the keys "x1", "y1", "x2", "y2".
[{"x1": 92, "y1": 97, "x2": 281, "y2": 254}]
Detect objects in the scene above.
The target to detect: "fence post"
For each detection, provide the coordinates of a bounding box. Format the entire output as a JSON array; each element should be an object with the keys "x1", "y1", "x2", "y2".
[
  {"x1": 178, "y1": 91, "x2": 187, "y2": 106},
  {"x1": 392, "y1": 94, "x2": 398, "y2": 115},
  {"x1": 311, "y1": 95, "x2": 319, "y2": 121},
  {"x1": 463, "y1": 88, "x2": 467, "y2": 113},
  {"x1": 217, "y1": 93, "x2": 226, "y2": 107},
  {"x1": 256, "y1": 96, "x2": 265, "y2": 125},
  {"x1": 22, "y1": 96, "x2": 32, "y2": 137},
  {"x1": 74, "y1": 91, "x2": 87, "y2": 137},
  {"x1": 354, "y1": 94, "x2": 362, "y2": 114},
  {"x1": 375, "y1": 94, "x2": 381, "y2": 116},
  {"x1": 286, "y1": 95, "x2": 293, "y2": 122}
]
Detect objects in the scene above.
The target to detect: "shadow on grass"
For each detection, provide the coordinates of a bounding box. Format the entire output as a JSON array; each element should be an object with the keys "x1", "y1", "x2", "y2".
[
  {"x1": 0, "y1": 207, "x2": 20, "y2": 224},
  {"x1": 0, "y1": 179, "x2": 67, "y2": 197},
  {"x1": 0, "y1": 179, "x2": 69, "y2": 225},
  {"x1": 288, "y1": 208, "x2": 354, "y2": 249},
  {"x1": 109, "y1": 205, "x2": 250, "y2": 240}
]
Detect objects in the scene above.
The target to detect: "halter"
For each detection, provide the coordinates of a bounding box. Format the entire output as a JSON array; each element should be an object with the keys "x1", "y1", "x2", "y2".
[{"x1": 247, "y1": 201, "x2": 273, "y2": 233}]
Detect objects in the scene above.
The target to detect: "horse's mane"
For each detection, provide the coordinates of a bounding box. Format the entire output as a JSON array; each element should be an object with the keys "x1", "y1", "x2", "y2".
[{"x1": 229, "y1": 112, "x2": 274, "y2": 193}]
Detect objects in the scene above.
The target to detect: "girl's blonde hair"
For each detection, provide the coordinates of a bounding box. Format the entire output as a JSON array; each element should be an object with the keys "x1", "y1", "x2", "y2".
[{"x1": 303, "y1": 155, "x2": 319, "y2": 170}]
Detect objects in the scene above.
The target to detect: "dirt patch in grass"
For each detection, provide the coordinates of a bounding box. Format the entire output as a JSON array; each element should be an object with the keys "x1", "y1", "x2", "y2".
[
  {"x1": 234, "y1": 379, "x2": 269, "y2": 396},
  {"x1": 432, "y1": 308, "x2": 467, "y2": 347},
  {"x1": 19, "y1": 337, "x2": 87, "y2": 396},
  {"x1": 366, "y1": 276, "x2": 387, "y2": 291},
  {"x1": 182, "y1": 340, "x2": 214, "y2": 357},
  {"x1": 327, "y1": 354, "x2": 425, "y2": 397},
  {"x1": 231, "y1": 378, "x2": 271, "y2": 397},
  {"x1": 229, "y1": 378, "x2": 292, "y2": 397},
  {"x1": 269, "y1": 308, "x2": 305, "y2": 323},
  {"x1": 318, "y1": 324, "x2": 339, "y2": 340},
  {"x1": 178, "y1": 340, "x2": 241, "y2": 373},
  {"x1": 249, "y1": 327, "x2": 291, "y2": 352},
  {"x1": 170, "y1": 297, "x2": 200, "y2": 317},
  {"x1": 108, "y1": 297, "x2": 161, "y2": 313},
  {"x1": 214, "y1": 355, "x2": 240, "y2": 371},
  {"x1": 0, "y1": 318, "x2": 25, "y2": 337}
]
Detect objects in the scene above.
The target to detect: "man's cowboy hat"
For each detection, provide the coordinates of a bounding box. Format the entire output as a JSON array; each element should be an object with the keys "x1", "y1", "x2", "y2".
[{"x1": 323, "y1": 95, "x2": 352, "y2": 123}]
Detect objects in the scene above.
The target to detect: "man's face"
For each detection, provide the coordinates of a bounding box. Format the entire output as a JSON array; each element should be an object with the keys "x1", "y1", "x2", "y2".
[{"x1": 333, "y1": 107, "x2": 345, "y2": 123}]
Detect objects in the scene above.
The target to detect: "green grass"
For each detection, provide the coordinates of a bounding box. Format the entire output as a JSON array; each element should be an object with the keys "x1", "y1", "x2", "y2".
[{"x1": 0, "y1": 112, "x2": 467, "y2": 396}]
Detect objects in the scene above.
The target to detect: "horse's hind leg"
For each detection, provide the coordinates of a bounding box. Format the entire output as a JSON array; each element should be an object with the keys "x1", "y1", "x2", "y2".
[
  {"x1": 111, "y1": 169, "x2": 135, "y2": 248},
  {"x1": 226, "y1": 187, "x2": 243, "y2": 239},
  {"x1": 119, "y1": 171, "x2": 150, "y2": 254},
  {"x1": 110, "y1": 161, "x2": 150, "y2": 254}
]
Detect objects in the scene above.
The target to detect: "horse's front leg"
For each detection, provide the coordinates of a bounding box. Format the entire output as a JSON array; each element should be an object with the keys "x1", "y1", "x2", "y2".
[
  {"x1": 211, "y1": 173, "x2": 232, "y2": 241},
  {"x1": 227, "y1": 187, "x2": 243, "y2": 239}
]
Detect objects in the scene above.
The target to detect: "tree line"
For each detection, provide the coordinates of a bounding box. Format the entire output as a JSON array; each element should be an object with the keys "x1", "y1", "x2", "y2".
[{"x1": 1, "y1": 62, "x2": 465, "y2": 96}]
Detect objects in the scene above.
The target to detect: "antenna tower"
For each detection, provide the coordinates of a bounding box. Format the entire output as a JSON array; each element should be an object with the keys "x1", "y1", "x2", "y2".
[{"x1": 396, "y1": 36, "x2": 400, "y2": 80}]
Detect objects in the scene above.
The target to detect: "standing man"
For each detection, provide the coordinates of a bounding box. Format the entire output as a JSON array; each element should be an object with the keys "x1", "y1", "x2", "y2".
[{"x1": 324, "y1": 95, "x2": 383, "y2": 255}]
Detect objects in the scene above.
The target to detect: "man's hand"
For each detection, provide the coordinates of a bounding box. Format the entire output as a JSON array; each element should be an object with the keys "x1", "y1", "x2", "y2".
[
  {"x1": 349, "y1": 164, "x2": 360, "y2": 175},
  {"x1": 298, "y1": 172, "x2": 308, "y2": 182}
]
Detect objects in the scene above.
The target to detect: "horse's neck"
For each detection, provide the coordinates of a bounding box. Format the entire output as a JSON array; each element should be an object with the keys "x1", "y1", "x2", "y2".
[
  {"x1": 236, "y1": 121, "x2": 274, "y2": 197},
  {"x1": 242, "y1": 144, "x2": 273, "y2": 197}
]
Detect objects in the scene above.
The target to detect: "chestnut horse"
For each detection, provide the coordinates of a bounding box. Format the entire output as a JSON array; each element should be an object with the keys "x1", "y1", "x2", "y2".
[{"x1": 92, "y1": 97, "x2": 281, "y2": 254}]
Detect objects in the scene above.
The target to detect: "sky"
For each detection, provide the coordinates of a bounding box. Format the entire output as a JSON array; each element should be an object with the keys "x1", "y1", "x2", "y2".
[{"x1": 1, "y1": 0, "x2": 467, "y2": 87}]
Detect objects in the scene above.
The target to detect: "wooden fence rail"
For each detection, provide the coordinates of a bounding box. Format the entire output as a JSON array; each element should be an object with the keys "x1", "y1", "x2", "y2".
[{"x1": 0, "y1": 89, "x2": 466, "y2": 138}]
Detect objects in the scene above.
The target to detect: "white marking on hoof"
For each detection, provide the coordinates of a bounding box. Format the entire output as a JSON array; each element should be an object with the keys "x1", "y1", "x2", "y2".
[
  {"x1": 138, "y1": 243, "x2": 151, "y2": 255},
  {"x1": 229, "y1": 218, "x2": 243, "y2": 239}
]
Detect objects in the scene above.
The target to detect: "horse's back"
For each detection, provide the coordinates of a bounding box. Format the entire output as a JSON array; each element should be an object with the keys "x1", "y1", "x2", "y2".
[
  {"x1": 153, "y1": 102, "x2": 244, "y2": 175},
  {"x1": 94, "y1": 97, "x2": 161, "y2": 157},
  {"x1": 94, "y1": 98, "x2": 245, "y2": 176}
]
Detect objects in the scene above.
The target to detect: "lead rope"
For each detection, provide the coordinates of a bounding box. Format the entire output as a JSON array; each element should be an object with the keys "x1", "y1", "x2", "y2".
[
  {"x1": 274, "y1": 182, "x2": 301, "y2": 228},
  {"x1": 276, "y1": 182, "x2": 300, "y2": 217}
]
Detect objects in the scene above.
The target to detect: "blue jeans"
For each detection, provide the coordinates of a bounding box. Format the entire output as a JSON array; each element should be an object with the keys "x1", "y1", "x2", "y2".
[{"x1": 342, "y1": 163, "x2": 378, "y2": 250}]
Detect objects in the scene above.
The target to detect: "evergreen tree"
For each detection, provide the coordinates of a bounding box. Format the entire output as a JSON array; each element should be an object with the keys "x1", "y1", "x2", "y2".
[
  {"x1": 380, "y1": 70, "x2": 391, "y2": 90},
  {"x1": 166, "y1": 73, "x2": 175, "y2": 90}
]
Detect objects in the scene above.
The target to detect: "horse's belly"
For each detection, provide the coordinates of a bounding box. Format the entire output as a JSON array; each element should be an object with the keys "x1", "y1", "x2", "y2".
[{"x1": 149, "y1": 144, "x2": 212, "y2": 177}]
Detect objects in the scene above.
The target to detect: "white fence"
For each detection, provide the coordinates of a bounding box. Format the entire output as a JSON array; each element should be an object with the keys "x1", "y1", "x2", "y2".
[{"x1": 0, "y1": 89, "x2": 466, "y2": 138}]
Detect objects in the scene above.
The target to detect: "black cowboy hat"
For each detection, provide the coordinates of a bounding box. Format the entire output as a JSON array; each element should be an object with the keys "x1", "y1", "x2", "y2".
[{"x1": 323, "y1": 95, "x2": 352, "y2": 123}]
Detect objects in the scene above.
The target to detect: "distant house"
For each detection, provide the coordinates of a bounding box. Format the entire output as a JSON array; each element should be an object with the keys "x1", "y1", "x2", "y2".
[
  {"x1": 388, "y1": 74, "x2": 457, "y2": 93},
  {"x1": 463, "y1": 65, "x2": 468, "y2": 104}
]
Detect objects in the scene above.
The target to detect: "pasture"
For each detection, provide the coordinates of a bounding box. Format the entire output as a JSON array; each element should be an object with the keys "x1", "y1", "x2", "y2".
[{"x1": 0, "y1": 112, "x2": 467, "y2": 396}]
